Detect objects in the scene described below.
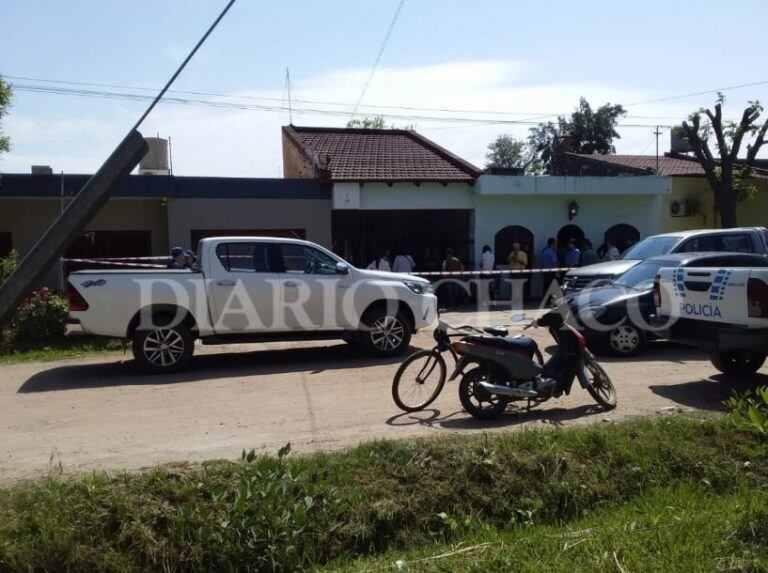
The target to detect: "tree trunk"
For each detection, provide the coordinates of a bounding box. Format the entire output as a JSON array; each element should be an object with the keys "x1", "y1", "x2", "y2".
[{"x1": 717, "y1": 188, "x2": 738, "y2": 228}]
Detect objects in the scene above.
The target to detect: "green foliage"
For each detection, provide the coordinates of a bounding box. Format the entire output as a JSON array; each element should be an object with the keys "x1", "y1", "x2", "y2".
[
  {"x1": 346, "y1": 116, "x2": 415, "y2": 130},
  {"x1": 0, "y1": 418, "x2": 765, "y2": 571},
  {"x1": 7, "y1": 287, "x2": 69, "y2": 341},
  {"x1": 725, "y1": 386, "x2": 768, "y2": 457},
  {"x1": 0, "y1": 74, "x2": 11, "y2": 155},
  {"x1": 484, "y1": 134, "x2": 540, "y2": 173},
  {"x1": 528, "y1": 97, "x2": 626, "y2": 173},
  {"x1": 0, "y1": 248, "x2": 19, "y2": 285},
  {"x1": 0, "y1": 335, "x2": 123, "y2": 363}
]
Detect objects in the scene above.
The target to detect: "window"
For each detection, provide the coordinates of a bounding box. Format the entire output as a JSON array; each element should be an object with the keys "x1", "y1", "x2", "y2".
[
  {"x1": 677, "y1": 233, "x2": 752, "y2": 254},
  {"x1": 278, "y1": 244, "x2": 338, "y2": 275},
  {"x1": 621, "y1": 236, "x2": 680, "y2": 260},
  {"x1": 0, "y1": 232, "x2": 11, "y2": 257},
  {"x1": 216, "y1": 242, "x2": 273, "y2": 273},
  {"x1": 65, "y1": 230, "x2": 151, "y2": 258}
]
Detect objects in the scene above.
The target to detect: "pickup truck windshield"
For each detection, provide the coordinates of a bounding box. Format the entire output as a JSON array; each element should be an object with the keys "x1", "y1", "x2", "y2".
[{"x1": 621, "y1": 236, "x2": 680, "y2": 260}]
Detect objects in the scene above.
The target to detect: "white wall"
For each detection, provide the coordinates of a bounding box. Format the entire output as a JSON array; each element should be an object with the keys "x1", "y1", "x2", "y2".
[
  {"x1": 333, "y1": 181, "x2": 474, "y2": 210},
  {"x1": 476, "y1": 175, "x2": 672, "y2": 196}
]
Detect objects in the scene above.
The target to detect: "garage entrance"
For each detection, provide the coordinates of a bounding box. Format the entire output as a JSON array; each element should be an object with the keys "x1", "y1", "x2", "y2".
[{"x1": 332, "y1": 210, "x2": 472, "y2": 271}]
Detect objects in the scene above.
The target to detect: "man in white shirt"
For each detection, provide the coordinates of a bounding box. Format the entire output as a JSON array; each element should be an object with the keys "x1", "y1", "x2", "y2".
[
  {"x1": 603, "y1": 239, "x2": 620, "y2": 261},
  {"x1": 392, "y1": 253, "x2": 415, "y2": 273}
]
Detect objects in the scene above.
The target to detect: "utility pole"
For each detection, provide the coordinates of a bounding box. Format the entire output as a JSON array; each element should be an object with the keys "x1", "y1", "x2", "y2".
[{"x1": 654, "y1": 126, "x2": 662, "y2": 174}]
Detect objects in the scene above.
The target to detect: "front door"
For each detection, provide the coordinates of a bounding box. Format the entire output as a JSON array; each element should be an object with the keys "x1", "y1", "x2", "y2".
[{"x1": 207, "y1": 241, "x2": 280, "y2": 333}]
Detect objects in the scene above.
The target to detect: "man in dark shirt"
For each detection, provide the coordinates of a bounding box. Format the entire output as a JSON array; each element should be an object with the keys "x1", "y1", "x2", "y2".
[{"x1": 167, "y1": 246, "x2": 186, "y2": 269}]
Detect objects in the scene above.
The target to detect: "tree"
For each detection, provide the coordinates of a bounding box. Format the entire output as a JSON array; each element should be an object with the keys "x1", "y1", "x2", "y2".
[
  {"x1": 484, "y1": 134, "x2": 540, "y2": 173},
  {"x1": 346, "y1": 115, "x2": 415, "y2": 130},
  {"x1": 346, "y1": 116, "x2": 387, "y2": 129},
  {"x1": 681, "y1": 95, "x2": 768, "y2": 228},
  {"x1": 528, "y1": 97, "x2": 626, "y2": 173},
  {"x1": 0, "y1": 75, "x2": 12, "y2": 157}
]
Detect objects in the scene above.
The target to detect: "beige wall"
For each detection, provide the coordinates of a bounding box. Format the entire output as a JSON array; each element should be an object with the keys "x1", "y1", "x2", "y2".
[
  {"x1": 0, "y1": 197, "x2": 168, "y2": 255},
  {"x1": 166, "y1": 198, "x2": 332, "y2": 249},
  {"x1": 660, "y1": 177, "x2": 768, "y2": 232},
  {"x1": 0, "y1": 197, "x2": 167, "y2": 286}
]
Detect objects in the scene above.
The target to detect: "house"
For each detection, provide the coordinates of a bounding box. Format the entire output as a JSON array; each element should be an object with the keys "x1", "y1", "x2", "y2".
[
  {"x1": 558, "y1": 151, "x2": 768, "y2": 233},
  {"x1": 281, "y1": 125, "x2": 480, "y2": 270}
]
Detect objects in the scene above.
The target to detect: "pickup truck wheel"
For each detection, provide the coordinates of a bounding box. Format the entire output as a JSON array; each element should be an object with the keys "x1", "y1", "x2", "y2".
[
  {"x1": 360, "y1": 307, "x2": 412, "y2": 357},
  {"x1": 132, "y1": 322, "x2": 194, "y2": 374},
  {"x1": 607, "y1": 325, "x2": 645, "y2": 357},
  {"x1": 710, "y1": 350, "x2": 766, "y2": 377}
]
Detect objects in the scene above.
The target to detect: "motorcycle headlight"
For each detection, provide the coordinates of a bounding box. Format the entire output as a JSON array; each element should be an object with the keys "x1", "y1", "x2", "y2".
[{"x1": 403, "y1": 280, "x2": 433, "y2": 295}]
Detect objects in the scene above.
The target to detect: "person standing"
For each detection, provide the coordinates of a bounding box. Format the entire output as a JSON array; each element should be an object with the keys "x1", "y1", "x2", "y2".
[
  {"x1": 441, "y1": 248, "x2": 465, "y2": 308},
  {"x1": 167, "y1": 246, "x2": 186, "y2": 269},
  {"x1": 480, "y1": 245, "x2": 495, "y2": 271},
  {"x1": 506, "y1": 242, "x2": 528, "y2": 271},
  {"x1": 603, "y1": 239, "x2": 620, "y2": 261},
  {"x1": 563, "y1": 239, "x2": 581, "y2": 267},
  {"x1": 367, "y1": 250, "x2": 392, "y2": 271},
  {"x1": 580, "y1": 240, "x2": 599, "y2": 266},
  {"x1": 540, "y1": 237, "x2": 559, "y2": 298},
  {"x1": 392, "y1": 252, "x2": 416, "y2": 273}
]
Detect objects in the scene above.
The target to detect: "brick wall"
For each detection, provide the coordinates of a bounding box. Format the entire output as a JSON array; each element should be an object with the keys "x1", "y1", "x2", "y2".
[{"x1": 282, "y1": 131, "x2": 315, "y2": 178}]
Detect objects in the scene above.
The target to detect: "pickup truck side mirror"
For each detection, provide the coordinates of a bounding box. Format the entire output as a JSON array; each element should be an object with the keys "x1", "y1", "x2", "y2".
[{"x1": 335, "y1": 262, "x2": 350, "y2": 275}]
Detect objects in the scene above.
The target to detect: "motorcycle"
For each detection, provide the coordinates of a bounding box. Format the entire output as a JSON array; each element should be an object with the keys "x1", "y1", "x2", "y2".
[{"x1": 451, "y1": 311, "x2": 617, "y2": 419}]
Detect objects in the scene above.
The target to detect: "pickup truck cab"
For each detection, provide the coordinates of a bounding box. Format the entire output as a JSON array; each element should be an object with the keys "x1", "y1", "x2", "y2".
[
  {"x1": 562, "y1": 227, "x2": 768, "y2": 294},
  {"x1": 67, "y1": 237, "x2": 438, "y2": 373},
  {"x1": 654, "y1": 258, "x2": 768, "y2": 375}
]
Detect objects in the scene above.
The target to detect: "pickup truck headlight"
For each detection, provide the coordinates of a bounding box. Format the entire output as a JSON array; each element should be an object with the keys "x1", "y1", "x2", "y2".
[{"x1": 403, "y1": 280, "x2": 433, "y2": 295}]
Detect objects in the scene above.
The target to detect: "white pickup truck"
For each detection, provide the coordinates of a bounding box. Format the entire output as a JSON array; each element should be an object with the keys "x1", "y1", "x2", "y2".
[
  {"x1": 654, "y1": 260, "x2": 768, "y2": 375},
  {"x1": 66, "y1": 237, "x2": 438, "y2": 373}
]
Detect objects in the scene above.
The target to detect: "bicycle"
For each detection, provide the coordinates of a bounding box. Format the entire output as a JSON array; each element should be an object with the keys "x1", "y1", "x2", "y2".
[{"x1": 392, "y1": 320, "x2": 543, "y2": 412}]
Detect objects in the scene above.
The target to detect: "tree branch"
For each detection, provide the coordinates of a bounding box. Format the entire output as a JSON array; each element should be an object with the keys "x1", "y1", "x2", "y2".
[
  {"x1": 682, "y1": 116, "x2": 722, "y2": 198},
  {"x1": 746, "y1": 117, "x2": 768, "y2": 165},
  {"x1": 706, "y1": 104, "x2": 728, "y2": 162},
  {"x1": 728, "y1": 106, "x2": 755, "y2": 166}
]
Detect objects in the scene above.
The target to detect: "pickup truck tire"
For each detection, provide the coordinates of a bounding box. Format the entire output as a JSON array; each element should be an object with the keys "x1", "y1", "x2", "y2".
[
  {"x1": 607, "y1": 325, "x2": 646, "y2": 357},
  {"x1": 359, "y1": 306, "x2": 412, "y2": 357},
  {"x1": 132, "y1": 321, "x2": 194, "y2": 374},
  {"x1": 710, "y1": 350, "x2": 766, "y2": 377}
]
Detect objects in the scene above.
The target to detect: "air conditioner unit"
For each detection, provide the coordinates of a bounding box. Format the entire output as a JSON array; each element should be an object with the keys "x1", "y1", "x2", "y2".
[{"x1": 670, "y1": 199, "x2": 694, "y2": 217}]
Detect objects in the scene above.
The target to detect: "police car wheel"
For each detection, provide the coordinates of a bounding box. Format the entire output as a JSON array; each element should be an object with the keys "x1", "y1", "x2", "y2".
[{"x1": 710, "y1": 351, "x2": 766, "y2": 377}]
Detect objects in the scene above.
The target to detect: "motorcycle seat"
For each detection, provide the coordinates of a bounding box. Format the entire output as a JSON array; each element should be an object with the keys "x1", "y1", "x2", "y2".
[
  {"x1": 483, "y1": 326, "x2": 509, "y2": 337},
  {"x1": 465, "y1": 335, "x2": 538, "y2": 352}
]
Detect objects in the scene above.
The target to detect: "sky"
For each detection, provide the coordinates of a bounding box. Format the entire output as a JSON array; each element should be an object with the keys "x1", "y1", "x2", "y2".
[{"x1": 1, "y1": 0, "x2": 767, "y2": 177}]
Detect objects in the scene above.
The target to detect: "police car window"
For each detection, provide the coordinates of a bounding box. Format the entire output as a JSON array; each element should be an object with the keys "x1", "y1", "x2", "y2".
[
  {"x1": 279, "y1": 244, "x2": 338, "y2": 275},
  {"x1": 215, "y1": 243, "x2": 271, "y2": 272},
  {"x1": 720, "y1": 234, "x2": 752, "y2": 253}
]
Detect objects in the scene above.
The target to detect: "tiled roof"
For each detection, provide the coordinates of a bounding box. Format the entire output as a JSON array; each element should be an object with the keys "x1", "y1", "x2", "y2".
[
  {"x1": 565, "y1": 152, "x2": 768, "y2": 178},
  {"x1": 283, "y1": 125, "x2": 481, "y2": 182}
]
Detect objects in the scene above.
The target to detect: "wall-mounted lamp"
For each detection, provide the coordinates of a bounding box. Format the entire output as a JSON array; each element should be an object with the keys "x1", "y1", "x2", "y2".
[{"x1": 568, "y1": 200, "x2": 579, "y2": 221}]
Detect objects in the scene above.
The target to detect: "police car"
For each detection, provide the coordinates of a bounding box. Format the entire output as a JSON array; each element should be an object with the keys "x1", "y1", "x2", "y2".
[{"x1": 654, "y1": 256, "x2": 768, "y2": 375}]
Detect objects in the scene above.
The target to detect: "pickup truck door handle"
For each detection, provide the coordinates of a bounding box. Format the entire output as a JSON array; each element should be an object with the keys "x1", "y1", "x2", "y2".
[
  {"x1": 284, "y1": 281, "x2": 299, "y2": 287},
  {"x1": 216, "y1": 280, "x2": 237, "y2": 287}
]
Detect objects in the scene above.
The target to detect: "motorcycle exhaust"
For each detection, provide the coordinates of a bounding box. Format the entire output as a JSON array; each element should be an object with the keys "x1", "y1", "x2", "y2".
[{"x1": 478, "y1": 381, "x2": 538, "y2": 398}]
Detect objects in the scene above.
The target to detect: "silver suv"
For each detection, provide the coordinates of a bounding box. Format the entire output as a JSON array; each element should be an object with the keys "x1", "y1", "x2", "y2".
[{"x1": 562, "y1": 227, "x2": 768, "y2": 294}]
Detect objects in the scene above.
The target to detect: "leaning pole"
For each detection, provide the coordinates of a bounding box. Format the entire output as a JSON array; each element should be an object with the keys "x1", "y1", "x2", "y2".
[
  {"x1": 0, "y1": 0, "x2": 237, "y2": 328},
  {"x1": 0, "y1": 131, "x2": 148, "y2": 325}
]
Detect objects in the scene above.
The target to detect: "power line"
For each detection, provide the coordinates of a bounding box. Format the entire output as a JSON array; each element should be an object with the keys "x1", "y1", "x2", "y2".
[
  {"x1": 349, "y1": 0, "x2": 406, "y2": 120},
  {"x1": 13, "y1": 82, "x2": 687, "y2": 129},
  {"x1": 625, "y1": 79, "x2": 768, "y2": 107}
]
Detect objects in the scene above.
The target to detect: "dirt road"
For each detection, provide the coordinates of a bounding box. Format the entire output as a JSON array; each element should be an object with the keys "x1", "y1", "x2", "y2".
[{"x1": 1, "y1": 310, "x2": 765, "y2": 482}]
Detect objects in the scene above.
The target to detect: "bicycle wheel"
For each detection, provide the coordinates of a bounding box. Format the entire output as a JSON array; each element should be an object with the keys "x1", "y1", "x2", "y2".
[{"x1": 392, "y1": 349, "x2": 447, "y2": 412}]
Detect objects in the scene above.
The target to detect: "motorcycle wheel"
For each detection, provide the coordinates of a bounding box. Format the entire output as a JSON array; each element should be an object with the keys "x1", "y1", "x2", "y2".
[
  {"x1": 578, "y1": 356, "x2": 617, "y2": 410},
  {"x1": 458, "y1": 368, "x2": 508, "y2": 420}
]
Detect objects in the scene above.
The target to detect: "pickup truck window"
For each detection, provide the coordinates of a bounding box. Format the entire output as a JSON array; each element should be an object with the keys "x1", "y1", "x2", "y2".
[
  {"x1": 677, "y1": 233, "x2": 752, "y2": 254},
  {"x1": 216, "y1": 242, "x2": 273, "y2": 273},
  {"x1": 278, "y1": 244, "x2": 338, "y2": 275}
]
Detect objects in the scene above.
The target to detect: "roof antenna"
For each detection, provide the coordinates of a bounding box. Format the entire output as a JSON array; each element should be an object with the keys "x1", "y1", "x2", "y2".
[{"x1": 285, "y1": 67, "x2": 293, "y2": 125}]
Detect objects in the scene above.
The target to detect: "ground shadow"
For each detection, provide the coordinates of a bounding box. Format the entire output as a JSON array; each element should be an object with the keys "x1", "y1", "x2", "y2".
[
  {"x1": 18, "y1": 343, "x2": 407, "y2": 393},
  {"x1": 385, "y1": 403, "x2": 605, "y2": 430},
  {"x1": 650, "y1": 371, "x2": 768, "y2": 412}
]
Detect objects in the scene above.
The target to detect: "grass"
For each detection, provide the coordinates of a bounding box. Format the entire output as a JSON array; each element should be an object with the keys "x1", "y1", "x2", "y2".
[
  {"x1": 0, "y1": 335, "x2": 123, "y2": 364},
  {"x1": 0, "y1": 417, "x2": 766, "y2": 572}
]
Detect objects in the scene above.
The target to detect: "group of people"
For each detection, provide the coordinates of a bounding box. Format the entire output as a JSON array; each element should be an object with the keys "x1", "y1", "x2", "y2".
[
  {"x1": 166, "y1": 246, "x2": 196, "y2": 269},
  {"x1": 366, "y1": 250, "x2": 417, "y2": 273}
]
